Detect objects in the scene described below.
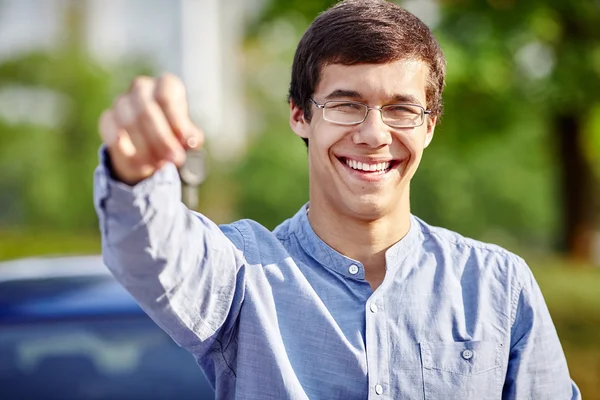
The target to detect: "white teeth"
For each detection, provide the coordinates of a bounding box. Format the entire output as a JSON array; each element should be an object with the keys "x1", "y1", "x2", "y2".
[{"x1": 344, "y1": 159, "x2": 391, "y2": 172}]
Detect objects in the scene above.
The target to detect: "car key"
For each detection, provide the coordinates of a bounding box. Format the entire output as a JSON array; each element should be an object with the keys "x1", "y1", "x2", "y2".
[{"x1": 178, "y1": 149, "x2": 207, "y2": 211}]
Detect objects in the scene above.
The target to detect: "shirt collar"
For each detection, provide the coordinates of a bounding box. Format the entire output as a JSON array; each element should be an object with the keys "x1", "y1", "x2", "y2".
[{"x1": 290, "y1": 203, "x2": 422, "y2": 279}]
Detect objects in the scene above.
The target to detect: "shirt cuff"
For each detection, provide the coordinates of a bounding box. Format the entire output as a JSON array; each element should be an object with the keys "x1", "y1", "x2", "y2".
[{"x1": 93, "y1": 145, "x2": 181, "y2": 215}]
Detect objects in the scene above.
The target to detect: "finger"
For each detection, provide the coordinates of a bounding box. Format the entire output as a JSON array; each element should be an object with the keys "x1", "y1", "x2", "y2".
[
  {"x1": 99, "y1": 108, "x2": 153, "y2": 182},
  {"x1": 99, "y1": 109, "x2": 120, "y2": 147},
  {"x1": 112, "y1": 94, "x2": 137, "y2": 129},
  {"x1": 154, "y1": 73, "x2": 204, "y2": 149},
  {"x1": 128, "y1": 75, "x2": 154, "y2": 92},
  {"x1": 112, "y1": 95, "x2": 156, "y2": 167},
  {"x1": 99, "y1": 109, "x2": 135, "y2": 158},
  {"x1": 130, "y1": 78, "x2": 186, "y2": 165}
]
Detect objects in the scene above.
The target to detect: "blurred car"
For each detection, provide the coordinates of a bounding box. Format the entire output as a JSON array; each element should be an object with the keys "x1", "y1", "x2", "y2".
[{"x1": 0, "y1": 255, "x2": 215, "y2": 400}]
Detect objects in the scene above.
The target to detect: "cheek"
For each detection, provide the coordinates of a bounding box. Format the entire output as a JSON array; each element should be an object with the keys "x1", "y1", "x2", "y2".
[
  {"x1": 312, "y1": 126, "x2": 351, "y2": 154},
  {"x1": 394, "y1": 130, "x2": 422, "y2": 156}
]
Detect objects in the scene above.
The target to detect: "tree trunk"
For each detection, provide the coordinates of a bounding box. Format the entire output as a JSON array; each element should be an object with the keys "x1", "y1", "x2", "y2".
[{"x1": 555, "y1": 114, "x2": 599, "y2": 265}]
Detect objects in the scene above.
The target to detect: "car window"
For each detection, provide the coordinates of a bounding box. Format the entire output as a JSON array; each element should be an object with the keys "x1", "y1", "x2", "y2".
[{"x1": 0, "y1": 317, "x2": 215, "y2": 400}]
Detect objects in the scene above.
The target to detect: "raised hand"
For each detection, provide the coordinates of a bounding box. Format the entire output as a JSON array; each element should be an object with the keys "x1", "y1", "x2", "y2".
[{"x1": 99, "y1": 73, "x2": 204, "y2": 185}]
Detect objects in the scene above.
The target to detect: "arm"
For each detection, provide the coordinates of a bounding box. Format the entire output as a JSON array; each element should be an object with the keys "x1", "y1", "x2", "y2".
[
  {"x1": 94, "y1": 74, "x2": 245, "y2": 358},
  {"x1": 94, "y1": 152, "x2": 245, "y2": 356},
  {"x1": 502, "y1": 261, "x2": 581, "y2": 399}
]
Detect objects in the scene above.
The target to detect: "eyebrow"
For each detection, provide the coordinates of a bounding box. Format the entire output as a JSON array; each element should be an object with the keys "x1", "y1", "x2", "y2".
[
  {"x1": 324, "y1": 89, "x2": 362, "y2": 100},
  {"x1": 323, "y1": 89, "x2": 423, "y2": 106},
  {"x1": 389, "y1": 94, "x2": 423, "y2": 106}
]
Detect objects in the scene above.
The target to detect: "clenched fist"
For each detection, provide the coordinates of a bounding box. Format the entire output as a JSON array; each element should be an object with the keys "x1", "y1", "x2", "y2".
[{"x1": 99, "y1": 73, "x2": 204, "y2": 186}]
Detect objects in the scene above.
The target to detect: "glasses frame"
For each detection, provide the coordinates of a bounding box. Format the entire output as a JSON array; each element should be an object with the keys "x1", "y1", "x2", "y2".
[{"x1": 310, "y1": 98, "x2": 431, "y2": 128}]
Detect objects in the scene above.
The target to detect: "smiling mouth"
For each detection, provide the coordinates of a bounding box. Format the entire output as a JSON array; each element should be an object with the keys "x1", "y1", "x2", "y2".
[{"x1": 338, "y1": 157, "x2": 401, "y2": 174}]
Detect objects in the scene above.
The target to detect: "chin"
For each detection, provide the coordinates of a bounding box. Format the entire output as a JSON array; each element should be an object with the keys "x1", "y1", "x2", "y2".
[{"x1": 344, "y1": 196, "x2": 392, "y2": 221}]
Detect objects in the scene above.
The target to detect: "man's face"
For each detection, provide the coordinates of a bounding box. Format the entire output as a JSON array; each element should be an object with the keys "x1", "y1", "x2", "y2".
[{"x1": 290, "y1": 59, "x2": 436, "y2": 220}]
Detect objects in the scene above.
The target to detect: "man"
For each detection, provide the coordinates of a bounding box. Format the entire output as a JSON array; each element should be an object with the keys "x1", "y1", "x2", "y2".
[{"x1": 94, "y1": 0, "x2": 580, "y2": 398}]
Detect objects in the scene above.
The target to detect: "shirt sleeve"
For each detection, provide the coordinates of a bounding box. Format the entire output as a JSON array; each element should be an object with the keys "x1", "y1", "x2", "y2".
[
  {"x1": 502, "y1": 258, "x2": 581, "y2": 399},
  {"x1": 93, "y1": 146, "x2": 246, "y2": 358}
]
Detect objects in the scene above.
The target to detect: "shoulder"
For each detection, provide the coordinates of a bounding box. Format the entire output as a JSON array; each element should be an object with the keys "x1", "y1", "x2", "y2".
[
  {"x1": 218, "y1": 218, "x2": 294, "y2": 265},
  {"x1": 413, "y1": 215, "x2": 530, "y2": 284}
]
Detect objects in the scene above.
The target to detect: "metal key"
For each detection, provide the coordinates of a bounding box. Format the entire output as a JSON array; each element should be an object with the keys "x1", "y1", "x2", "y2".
[{"x1": 178, "y1": 149, "x2": 207, "y2": 211}]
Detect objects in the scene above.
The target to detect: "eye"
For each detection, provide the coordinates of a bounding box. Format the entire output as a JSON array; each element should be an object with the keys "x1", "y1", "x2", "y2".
[
  {"x1": 385, "y1": 105, "x2": 420, "y2": 115},
  {"x1": 327, "y1": 102, "x2": 364, "y2": 112}
]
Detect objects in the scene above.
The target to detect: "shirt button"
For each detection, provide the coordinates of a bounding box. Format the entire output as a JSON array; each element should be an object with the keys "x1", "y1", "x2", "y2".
[
  {"x1": 375, "y1": 384, "x2": 383, "y2": 395},
  {"x1": 462, "y1": 349, "x2": 474, "y2": 360},
  {"x1": 348, "y1": 264, "x2": 359, "y2": 275},
  {"x1": 370, "y1": 303, "x2": 378, "y2": 313}
]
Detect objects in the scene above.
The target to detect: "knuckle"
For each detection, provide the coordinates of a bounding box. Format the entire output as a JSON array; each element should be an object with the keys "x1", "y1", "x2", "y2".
[
  {"x1": 131, "y1": 87, "x2": 151, "y2": 106},
  {"x1": 134, "y1": 96, "x2": 155, "y2": 119},
  {"x1": 154, "y1": 88, "x2": 170, "y2": 108},
  {"x1": 159, "y1": 72, "x2": 181, "y2": 87},
  {"x1": 98, "y1": 113, "x2": 111, "y2": 137},
  {"x1": 98, "y1": 109, "x2": 112, "y2": 130},
  {"x1": 112, "y1": 94, "x2": 127, "y2": 111},
  {"x1": 155, "y1": 73, "x2": 185, "y2": 106},
  {"x1": 113, "y1": 96, "x2": 135, "y2": 125},
  {"x1": 136, "y1": 102, "x2": 159, "y2": 124},
  {"x1": 129, "y1": 76, "x2": 154, "y2": 92}
]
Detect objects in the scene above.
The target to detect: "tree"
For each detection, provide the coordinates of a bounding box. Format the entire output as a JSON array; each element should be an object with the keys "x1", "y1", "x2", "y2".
[
  {"x1": 240, "y1": 0, "x2": 600, "y2": 264},
  {"x1": 0, "y1": 1, "x2": 151, "y2": 231},
  {"x1": 435, "y1": 0, "x2": 600, "y2": 262}
]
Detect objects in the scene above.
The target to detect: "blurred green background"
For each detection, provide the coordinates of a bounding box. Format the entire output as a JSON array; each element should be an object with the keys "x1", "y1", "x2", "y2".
[{"x1": 0, "y1": 0, "x2": 598, "y2": 396}]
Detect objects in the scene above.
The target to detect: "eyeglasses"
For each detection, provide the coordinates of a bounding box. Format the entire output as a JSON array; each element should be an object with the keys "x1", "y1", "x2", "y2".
[{"x1": 310, "y1": 98, "x2": 431, "y2": 128}]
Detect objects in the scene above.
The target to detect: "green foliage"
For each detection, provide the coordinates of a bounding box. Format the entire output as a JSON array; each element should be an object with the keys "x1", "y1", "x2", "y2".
[
  {"x1": 235, "y1": 15, "x2": 311, "y2": 229},
  {"x1": 414, "y1": 0, "x2": 599, "y2": 244},
  {"x1": 237, "y1": 0, "x2": 600, "y2": 247},
  {"x1": 234, "y1": 125, "x2": 309, "y2": 230},
  {"x1": 0, "y1": 49, "x2": 152, "y2": 230},
  {"x1": 246, "y1": 0, "x2": 336, "y2": 39}
]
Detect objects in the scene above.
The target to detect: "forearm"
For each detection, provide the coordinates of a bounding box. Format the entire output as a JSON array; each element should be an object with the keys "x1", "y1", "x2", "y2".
[{"x1": 93, "y1": 149, "x2": 243, "y2": 351}]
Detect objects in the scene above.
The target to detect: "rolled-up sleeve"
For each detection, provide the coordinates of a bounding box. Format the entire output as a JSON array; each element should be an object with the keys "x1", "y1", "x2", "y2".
[
  {"x1": 93, "y1": 147, "x2": 246, "y2": 357},
  {"x1": 502, "y1": 259, "x2": 581, "y2": 399}
]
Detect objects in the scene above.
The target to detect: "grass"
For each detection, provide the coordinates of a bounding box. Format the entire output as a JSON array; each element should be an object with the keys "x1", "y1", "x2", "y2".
[{"x1": 0, "y1": 229, "x2": 101, "y2": 261}]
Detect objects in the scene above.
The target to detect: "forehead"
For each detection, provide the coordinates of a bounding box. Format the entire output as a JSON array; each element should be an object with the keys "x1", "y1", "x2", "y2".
[{"x1": 316, "y1": 60, "x2": 429, "y2": 104}]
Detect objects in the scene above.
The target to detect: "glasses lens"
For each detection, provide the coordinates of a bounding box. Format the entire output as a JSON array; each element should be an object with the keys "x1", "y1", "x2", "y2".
[
  {"x1": 382, "y1": 104, "x2": 423, "y2": 127},
  {"x1": 323, "y1": 101, "x2": 366, "y2": 124}
]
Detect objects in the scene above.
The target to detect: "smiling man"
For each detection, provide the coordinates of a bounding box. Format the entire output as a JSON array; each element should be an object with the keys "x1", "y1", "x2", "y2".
[{"x1": 94, "y1": 0, "x2": 580, "y2": 399}]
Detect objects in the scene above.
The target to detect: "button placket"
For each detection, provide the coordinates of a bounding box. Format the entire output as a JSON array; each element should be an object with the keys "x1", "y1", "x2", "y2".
[{"x1": 365, "y1": 295, "x2": 389, "y2": 399}]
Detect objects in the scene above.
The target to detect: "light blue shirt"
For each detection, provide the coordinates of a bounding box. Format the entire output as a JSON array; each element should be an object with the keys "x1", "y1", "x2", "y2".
[{"x1": 94, "y1": 154, "x2": 580, "y2": 400}]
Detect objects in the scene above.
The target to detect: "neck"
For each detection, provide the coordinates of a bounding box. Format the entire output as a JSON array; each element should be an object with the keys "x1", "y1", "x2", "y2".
[{"x1": 307, "y1": 191, "x2": 411, "y2": 274}]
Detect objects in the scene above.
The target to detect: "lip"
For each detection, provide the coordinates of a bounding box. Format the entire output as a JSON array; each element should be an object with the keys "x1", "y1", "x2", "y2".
[
  {"x1": 339, "y1": 155, "x2": 395, "y2": 164},
  {"x1": 335, "y1": 155, "x2": 403, "y2": 182}
]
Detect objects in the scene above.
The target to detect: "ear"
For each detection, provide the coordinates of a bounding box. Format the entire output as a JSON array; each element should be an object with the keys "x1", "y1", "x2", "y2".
[
  {"x1": 424, "y1": 115, "x2": 436, "y2": 148},
  {"x1": 289, "y1": 100, "x2": 310, "y2": 139}
]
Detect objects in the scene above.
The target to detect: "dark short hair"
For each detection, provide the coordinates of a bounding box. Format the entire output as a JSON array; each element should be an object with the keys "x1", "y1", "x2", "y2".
[{"x1": 288, "y1": 0, "x2": 446, "y2": 145}]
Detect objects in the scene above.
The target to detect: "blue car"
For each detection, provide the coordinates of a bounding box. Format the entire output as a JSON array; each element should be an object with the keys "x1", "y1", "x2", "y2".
[{"x1": 0, "y1": 255, "x2": 215, "y2": 400}]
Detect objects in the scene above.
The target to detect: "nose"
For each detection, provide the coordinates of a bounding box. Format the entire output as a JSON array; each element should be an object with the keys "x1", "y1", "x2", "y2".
[{"x1": 352, "y1": 108, "x2": 392, "y2": 148}]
